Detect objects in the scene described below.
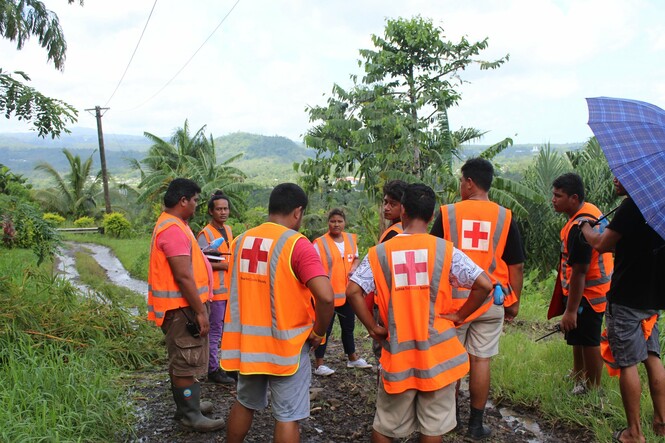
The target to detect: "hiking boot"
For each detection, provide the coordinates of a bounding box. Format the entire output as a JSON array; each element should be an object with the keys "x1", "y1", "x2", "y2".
[
  {"x1": 347, "y1": 357, "x2": 372, "y2": 369},
  {"x1": 207, "y1": 369, "x2": 235, "y2": 384},
  {"x1": 314, "y1": 365, "x2": 335, "y2": 376},
  {"x1": 172, "y1": 383, "x2": 225, "y2": 432}
]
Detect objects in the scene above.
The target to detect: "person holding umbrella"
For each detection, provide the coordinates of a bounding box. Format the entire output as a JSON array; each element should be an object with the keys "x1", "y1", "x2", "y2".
[
  {"x1": 584, "y1": 96, "x2": 665, "y2": 442},
  {"x1": 579, "y1": 177, "x2": 665, "y2": 442}
]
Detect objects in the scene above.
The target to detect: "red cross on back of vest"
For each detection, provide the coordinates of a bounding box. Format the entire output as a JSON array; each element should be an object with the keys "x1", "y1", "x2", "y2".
[
  {"x1": 240, "y1": 236, "x2": 273, "y2": 275},
  {"x1": 392, "y1": 249, "x2": 429, "y2": 287},
  {"x1": 461, "y1": 219, "x2": 491, "y2": 251}
]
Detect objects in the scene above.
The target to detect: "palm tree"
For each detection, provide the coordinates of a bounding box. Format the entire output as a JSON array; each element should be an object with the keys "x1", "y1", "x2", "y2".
[
  {"x1": 34, "y1": 149, "x2": 101, "y2": 217},
  {"x1": 131, "y1": 120, "x2": 253, "y2": 214}
]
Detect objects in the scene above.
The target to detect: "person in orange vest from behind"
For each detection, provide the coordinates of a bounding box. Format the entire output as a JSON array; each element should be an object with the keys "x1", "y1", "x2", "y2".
[
  {"x1": 196, "y1": 190, "x2": 236, "y2": 385},
  {"x1": 221, "y1": 183, "x2": 334, "y2": 443},
  {"x1": 551, "y1": 173, "x2": 613, "y2": 395},
  {"x1": 346, "y1": 183, "x2": 493, "y2": 442},
  {"x1": 312, "y1": 208, "x2": 371, "y2": 376},
  {"x1": 147, "y1": 178, "x2": 224, "y2": 432},
  {"x1": 430, "y1": 157, "x2": 525, "y2": 440},
  {"x1": 579, "y1": 177, "x2": 665, "y2": 443}
]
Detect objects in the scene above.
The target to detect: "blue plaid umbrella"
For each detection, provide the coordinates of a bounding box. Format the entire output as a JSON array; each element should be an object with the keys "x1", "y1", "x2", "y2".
[{"x1": 586, "y1": 97, "x2": 665, "y2": 241}]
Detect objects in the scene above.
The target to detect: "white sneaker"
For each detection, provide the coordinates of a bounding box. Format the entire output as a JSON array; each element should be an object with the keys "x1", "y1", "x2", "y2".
[
  {"x1": 314, "y1": 365, "x2": 335, "y2": 376},
  {"x1": 347, "y1": 357, "x2": 372, "y2": 369}
]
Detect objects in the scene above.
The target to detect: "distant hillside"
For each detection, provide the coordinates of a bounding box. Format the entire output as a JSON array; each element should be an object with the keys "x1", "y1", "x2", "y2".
[{"x1": 0, "y1": 130, "x2": 314, "y2": 186}]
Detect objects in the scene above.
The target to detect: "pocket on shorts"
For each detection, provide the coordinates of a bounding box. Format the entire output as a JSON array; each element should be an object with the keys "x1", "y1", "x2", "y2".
[{"x1": 175, "y1": 336, "x2": 205, "y2": 367}]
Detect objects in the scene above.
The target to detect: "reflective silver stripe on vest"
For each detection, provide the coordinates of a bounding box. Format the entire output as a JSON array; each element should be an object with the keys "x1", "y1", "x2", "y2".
[
  {"x1": 203, "y1": 226, "x2": 228, "y2": 295},
  {"x1": 223, "y1": 229, "x2": 311, "y2": 358},
  {"x1": 444, "y1": 204, "x2": 507, "y2": 300},
  {"x1": 149, "y1": 285, "x2": 210, "y2": 299},
  {"x1": 376, "y1": 239, "x2": 454, "y2": 354},
  {"x1": 382, "y1": 352, "x2": 468, "y2": 382},
  {"x1": 318, "y1": 236, "x2": 343, "y2": 300}
]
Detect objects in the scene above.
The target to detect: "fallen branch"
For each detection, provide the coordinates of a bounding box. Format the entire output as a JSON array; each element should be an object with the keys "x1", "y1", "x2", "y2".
[{"x1": 25, "y1": 330, "x2": 88, "y2": 347}]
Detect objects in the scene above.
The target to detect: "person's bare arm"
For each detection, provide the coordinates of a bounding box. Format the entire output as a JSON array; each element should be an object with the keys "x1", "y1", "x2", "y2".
[
  {"x1": 580, "y1": 223, "x2": 621, "y2": 253},
  {"x1": 167, "y1": 255, "x2": 210, "y2": 336},
  {"x1": 560, "y1": 263, "x2": 588, "y2": 333},
  {"x1": 504, "y1": 263, "x2": 524, "y2": 322},
  {"x1": 209, "y1": 261, "x2": 229, "y2": 271},
  {"x1": 346, "y1": 281, "x2": 387, "y2": 341},
  {"x1": 441, "y1": 272, "x2": 493, "y2": 324},
  {"x1": 348, "y1": 257, "x2": 360, "y2": 277},
  {"x1": 306, "y1": 276, "x2": 334, "y2": 349}
]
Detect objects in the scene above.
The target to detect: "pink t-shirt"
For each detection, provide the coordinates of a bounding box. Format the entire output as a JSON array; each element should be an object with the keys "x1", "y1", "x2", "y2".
[
  {"x1": 291, "y1": 237, "x2": 327, "y2": 284},
  {"x1": 156, "y1": 224, "x2": 214, "y2": 300}
]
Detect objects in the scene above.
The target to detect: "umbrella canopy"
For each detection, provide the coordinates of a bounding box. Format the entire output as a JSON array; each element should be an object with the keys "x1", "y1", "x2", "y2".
[{"x1": 586, "y1": 97, "x2": 665, "y2": 241}]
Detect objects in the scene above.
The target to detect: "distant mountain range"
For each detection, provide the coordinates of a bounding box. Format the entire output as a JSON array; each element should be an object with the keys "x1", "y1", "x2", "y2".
[
  {"x1": 0, "y1": 127, "x2": 583, "y2": 185},
  {"x1": 0, "y1": 128, "x2": 315, "y2": 184}
]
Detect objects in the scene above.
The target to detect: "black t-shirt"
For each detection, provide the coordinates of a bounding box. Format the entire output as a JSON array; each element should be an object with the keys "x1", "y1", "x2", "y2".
[
  {"x1": 566, "y1": 224, "x2": 592, "y2": 266},
  {"x1": 429, "y1": 211, "x2": 525, "y2": 265},
  {"x1": 606, "y1": 197, "x2": 665, "y2": 309},
  {"x1": 380, "y1": 228, "x2": 399, "y2": 243}
]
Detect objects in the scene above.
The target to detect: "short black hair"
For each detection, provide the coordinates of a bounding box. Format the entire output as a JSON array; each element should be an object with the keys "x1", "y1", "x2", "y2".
[
  {"x1": 383, "y1": 180, "x2": 408, "y2": 202},
  {"x1": 268, "y1": 183, "x2": 308, "y2": 215},
  {"x1": 552, "y1": 173, "x2": 585, "y2": 202},
  {"x1": 461, "y1": 157, "x2": 494, "y2": 192},
  {"x1": 207, "y1": 190, "x2": 230, "y2": 212},
  {"x1": 327, "y1": 208, "x2": 346, "y2": 221},
  {"x1": 163, "y1": 178, "x2": 201, "y2": 208},
  {"x1": 401, "y1": 183, "x2": 435, "y2": 222}
]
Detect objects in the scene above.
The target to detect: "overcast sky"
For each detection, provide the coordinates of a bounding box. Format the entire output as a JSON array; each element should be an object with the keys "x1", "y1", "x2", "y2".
[{"x1": 1, "y1": 0, "x2": 664, "y2": 146}]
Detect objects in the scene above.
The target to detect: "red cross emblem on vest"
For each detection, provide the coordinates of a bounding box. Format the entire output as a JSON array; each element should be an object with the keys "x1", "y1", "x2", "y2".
[
  {"x1": 240, "y1": 236, "x2": 272, "y2": 275},
  {"x1": 392, "y1": 249, "x2": 429, "y2": 287},
  {"x1": 461, "y1": 219, "x2": 491, "y2": 251}
]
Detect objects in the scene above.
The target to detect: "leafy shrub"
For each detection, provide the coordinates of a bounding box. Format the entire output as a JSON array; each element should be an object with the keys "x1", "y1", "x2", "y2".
[
  {"x1": 74, "y1": 216, "x2": 95, "y2": 228},
  {"x1": 103, "y1": 213, "x2": 131, "y2": 238},
  {"x1": 43, "y1": 212, "x2": 65, "y2": 226}
]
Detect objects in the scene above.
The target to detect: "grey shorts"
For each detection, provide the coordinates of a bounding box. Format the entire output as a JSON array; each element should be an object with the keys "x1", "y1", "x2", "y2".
[
  {"x1": 456, "y1": 304, "x2": 504, "y2": 358},
  {"x1": 161, "y1": 305, "x2": 210, "y2": 377},
  {"x1": 606, "y1": 303, "x2": 660, "y2": 368},
  {"x1": 236, "y1": 344, "x2": 311, "y2": 422}
]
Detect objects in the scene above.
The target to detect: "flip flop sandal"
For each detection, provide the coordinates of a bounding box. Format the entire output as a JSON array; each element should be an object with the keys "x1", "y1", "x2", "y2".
[{"x1": 612, "y1": 428, "x2": 627, "y2": 443}]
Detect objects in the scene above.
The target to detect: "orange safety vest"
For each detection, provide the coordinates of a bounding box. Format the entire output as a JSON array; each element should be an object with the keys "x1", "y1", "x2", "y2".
[
  {"x1": 440, "y1": 200, "x2": 513, "y2": 322},
  {"x1": 379, "y1": 222, "x2": 403, "y2": 243},
  {"x1": 147, "y1": 212, "x2": 211, "y2": 326},
  {"x1": 368, "y1": 234, "x2": 469, "y2": 394},
  {"x1": 313, "y1": 232, "x2": 357, "y2": 306},
  {"x1": 198, "y1": 223, "x2": 234, "y2": 301},
  {"x1": 220, "y1": 222, "x2": 316, "y2": 376},
  {"x1": 560, "y1": 203, "x2": 613, "y2": 313}
]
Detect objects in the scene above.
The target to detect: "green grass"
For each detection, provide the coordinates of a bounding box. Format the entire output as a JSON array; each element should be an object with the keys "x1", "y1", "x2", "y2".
[
  {"x1": 494, "y1": 270, "x2": 665, "y2": 441},
  {"x1": 0, "y1": 247, "x2": 162, "y2": 441},
  {"x1": 62, "y1": 233, "x2": 150, "y2": 280}
]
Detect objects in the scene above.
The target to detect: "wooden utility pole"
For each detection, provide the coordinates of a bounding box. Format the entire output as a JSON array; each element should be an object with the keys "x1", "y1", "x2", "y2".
[{"x1": 86, "y1": 106, "x2": 111, "y2": 214}]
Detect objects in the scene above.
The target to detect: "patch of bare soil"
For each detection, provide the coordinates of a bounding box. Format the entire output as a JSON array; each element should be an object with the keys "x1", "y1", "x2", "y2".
[{"x1": 129, "y1": 341, "x2": 595, "y2": 443}]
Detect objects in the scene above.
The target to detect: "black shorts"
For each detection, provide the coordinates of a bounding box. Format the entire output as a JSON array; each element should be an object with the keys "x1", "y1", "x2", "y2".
[{"x1": 565, "y1": 297, "x2": 604, "y2": 347}]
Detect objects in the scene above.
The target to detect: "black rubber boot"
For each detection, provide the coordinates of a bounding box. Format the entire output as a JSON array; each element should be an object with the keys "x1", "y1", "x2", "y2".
[
  {"x1": 467, "y1": 406, "x2": 491, "y2": 440},
  {"x1": 172, "y1": 383, "x2": 225, "y2": 432},
  {"x1": 173, "y1": 400, "x2": 213, "y2": 420}
]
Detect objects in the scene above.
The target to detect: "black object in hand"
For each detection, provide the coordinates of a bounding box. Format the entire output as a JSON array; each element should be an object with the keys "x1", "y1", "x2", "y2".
[{"x1": 186, "y1": 320, "x2": 201, "y2": 338}]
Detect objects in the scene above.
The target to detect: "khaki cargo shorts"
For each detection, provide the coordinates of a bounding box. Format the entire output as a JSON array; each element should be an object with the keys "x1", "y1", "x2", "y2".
[
  {"x1": 161, "y1": 305, "x2": 209, "y2": 377},
  {"x1": 456, "y1": 303, "x2": 504, "y2": 358}
]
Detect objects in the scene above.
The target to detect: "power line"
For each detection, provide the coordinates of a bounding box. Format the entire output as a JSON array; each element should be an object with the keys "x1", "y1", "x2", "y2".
[
  {"x1": 103, "y1": 0, "x2": 159, "y2": 107},
  {"x1": 122, "y1": 0, "x2": 241, "y2": 112}
]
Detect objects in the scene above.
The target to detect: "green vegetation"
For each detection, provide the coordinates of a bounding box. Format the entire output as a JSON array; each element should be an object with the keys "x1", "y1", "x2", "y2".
[
  {"x1": 0, "y1": 248, "x2": 162, "y2": 441},
  {"x1": 103, "y1": 212, "x2": 132, "y2": 238}
]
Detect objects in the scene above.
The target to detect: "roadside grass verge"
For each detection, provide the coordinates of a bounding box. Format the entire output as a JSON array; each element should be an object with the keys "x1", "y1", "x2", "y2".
[
  {"x1": 494, "y1": 269, "x2": 664, "y2": 442},
  {"x1": 0, "y1": 248, "x2": 163, "y2": 441},
  {"x1": 62, "y1": 233, "x2": 150, "y2": 281}
]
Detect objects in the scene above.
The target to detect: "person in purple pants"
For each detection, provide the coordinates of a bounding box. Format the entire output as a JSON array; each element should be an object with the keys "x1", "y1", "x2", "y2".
[{"x1": 197, "y1": 191, "x2": 236, "y2": 384}]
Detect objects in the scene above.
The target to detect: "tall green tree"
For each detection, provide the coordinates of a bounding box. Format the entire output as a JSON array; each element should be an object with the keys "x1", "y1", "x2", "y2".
[
  {"x1": 131, "y1": 120, "x2": 252, "y2": 216},
  {"x1": 296, "y1": 16, "x2": 510, "y2": 201},
  {"x1": 0, "y1": 0, "x2": 82, "y2": 137},
  {"x1": 34, "y1": 148, "x2": 101, "y2": 217}
]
